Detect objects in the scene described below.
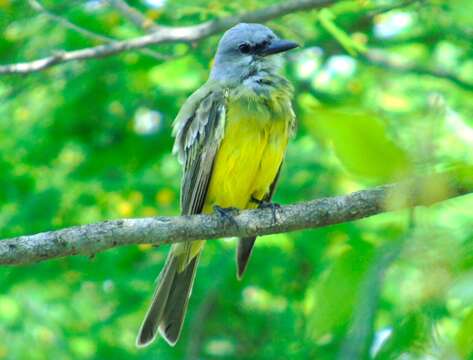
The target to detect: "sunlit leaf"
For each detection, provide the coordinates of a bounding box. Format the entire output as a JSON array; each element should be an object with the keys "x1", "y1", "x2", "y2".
[
  {"x1": 318, "y1": 8, "x2": 367, "y2": 56},
  {"x1": 305, "y1": 106, "x2": 413, "y2": 181},
  {"x1": 456, "y1": 308, "x2": 473, "y2": 359},
  {"x1": 373, "y1": 313, "x2": 428, "y2": 360},
  {"x1": 305, "y1": 240, "x2": 374, "y2": 339}
]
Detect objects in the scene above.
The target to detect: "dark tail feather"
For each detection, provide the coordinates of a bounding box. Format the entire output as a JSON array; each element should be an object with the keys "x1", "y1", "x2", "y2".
[
  {"x1": 159, "y1": 255, "x2": 199, "y2": 344},
  {"x1": 136, "y1": 254, "x2": 199, "y2": 347},
  {"x1": 136, "y1": 254, "x2": 177, "y2": 347},
  {"x1": 237, "y1": 237, "x2": 256, "y2": 280}
]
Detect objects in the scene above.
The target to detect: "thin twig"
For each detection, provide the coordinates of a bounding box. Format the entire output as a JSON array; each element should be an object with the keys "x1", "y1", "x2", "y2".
[
  {"x1": 107, "y1": 0, "x2": 160, "y2": 32},
  {"x1": 361, "y1": 50, "x2": 473, "y2": 92},
  {"x1": 28, "y1": 0, "x2": 171, "y2": 61},
  {"x1": 29, "y1": 0, "x2": 111, "y2": 42}
]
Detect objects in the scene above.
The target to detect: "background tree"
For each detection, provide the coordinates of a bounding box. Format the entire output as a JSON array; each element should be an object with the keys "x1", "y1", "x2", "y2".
[{"x1": 0, "y1": 0, "x2": 472, "y2": 359}]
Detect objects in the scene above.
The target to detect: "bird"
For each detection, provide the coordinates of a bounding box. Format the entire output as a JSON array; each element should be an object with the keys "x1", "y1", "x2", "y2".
[{"x1": 136, "y1": 22, "x2": 298, "y2": 347}]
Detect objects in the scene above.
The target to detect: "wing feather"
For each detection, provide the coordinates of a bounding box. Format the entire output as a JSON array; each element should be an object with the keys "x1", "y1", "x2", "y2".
[{"x1": 173, "y1": 86, "x2": 226, "y2": 215}]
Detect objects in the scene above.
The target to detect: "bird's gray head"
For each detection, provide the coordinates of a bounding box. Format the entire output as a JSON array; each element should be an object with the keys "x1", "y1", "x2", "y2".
[{"x1": 210, "y1": 23, "x2": 298, "y2": 84}]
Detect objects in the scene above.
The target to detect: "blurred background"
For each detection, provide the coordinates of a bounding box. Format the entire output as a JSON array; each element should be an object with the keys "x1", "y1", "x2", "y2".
[{"x1": 1, "y1": 0, "x2": 473, "y2": 359}]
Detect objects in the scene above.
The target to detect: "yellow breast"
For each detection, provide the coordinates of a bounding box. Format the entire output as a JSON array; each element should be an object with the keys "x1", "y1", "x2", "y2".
[{"x1": 203, "y1": 92, "x2": 292, "y2": 213}]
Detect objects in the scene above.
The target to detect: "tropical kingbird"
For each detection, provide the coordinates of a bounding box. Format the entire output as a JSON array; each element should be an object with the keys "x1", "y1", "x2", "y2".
[{"x1": 136, "y1": 23, "x2": 298, "y2": 347}]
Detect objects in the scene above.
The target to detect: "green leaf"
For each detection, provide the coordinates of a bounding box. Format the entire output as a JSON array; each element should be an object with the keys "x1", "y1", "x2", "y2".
[
  {"x1": 306, "y1": 106, "x2": 413, "y2": 181},
  {"x1": 305, "y1": 240, "x2": 374, "y2": 339},
  {"x1": 318, "y1": 9, "x2": 366, "y2": 56},
  {"x1": 374, "y1": 313, "x2": 428, "y2": 360},
  {"x1": 148, "y1": 57, "x2": 207, "y2": 92},
  {"x1": 456, "y1": 308, "x2": 473, "y2": 359}
]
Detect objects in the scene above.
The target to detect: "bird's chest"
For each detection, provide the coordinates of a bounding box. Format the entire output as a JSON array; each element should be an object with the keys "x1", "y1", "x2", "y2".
[
  {"x1": 203, "y1": 93, "x2": 291, "y2": 211},
  {"x1": 223, "y1": 93, "x2": 290, "y2": 164}
]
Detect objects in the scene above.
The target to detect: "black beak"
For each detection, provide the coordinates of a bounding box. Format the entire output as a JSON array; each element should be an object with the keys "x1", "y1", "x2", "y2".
[{"x1": 260, "y1": 39, "x2": 299, "y2": 56}]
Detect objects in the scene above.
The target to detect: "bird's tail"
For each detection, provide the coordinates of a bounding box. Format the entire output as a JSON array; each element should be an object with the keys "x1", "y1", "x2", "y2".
[
  {"x1": 237, "y1": 236, "x2": 256, "y2": 279},
  {"x1": 136, "y1": 252, "x2": 200, "y2": 347}
]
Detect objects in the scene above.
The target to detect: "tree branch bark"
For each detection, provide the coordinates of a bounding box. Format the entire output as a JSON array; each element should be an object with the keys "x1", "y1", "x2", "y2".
[
  {"x1": 0, "y1": 0, "x2": 337, "y2": 75},
  {"x1": 1, "y1": 172, "x2": 471, "y2": 266}
]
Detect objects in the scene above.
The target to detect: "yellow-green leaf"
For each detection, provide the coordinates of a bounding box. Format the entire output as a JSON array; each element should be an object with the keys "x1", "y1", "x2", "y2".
[
  {"x1": 305, "y1": 106, "x2": 412, "y2": 181},
  {"x1": 456, "y1": 308, "x2": 473, "y2": 359}
]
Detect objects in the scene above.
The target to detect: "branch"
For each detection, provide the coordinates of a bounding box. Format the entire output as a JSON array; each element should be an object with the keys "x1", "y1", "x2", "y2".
[
  {"x1": 0, "y1": 0, "x2": 337, "y2": 75},
  {"x1": 29, "y1": 0, "x2": 112, "y2": 43},
  {"x1": 29, "y1": 0, "x2": 176, "y2": 61},
  {"x1": 1, "y1": 172, "x2": 471, "y2": 266},
  {"x1": 107, "y1": 0, "x2": 160, "y2": 32},
  {"x1": 361, "y1": 50, "x2": 473, "y2": 92}
]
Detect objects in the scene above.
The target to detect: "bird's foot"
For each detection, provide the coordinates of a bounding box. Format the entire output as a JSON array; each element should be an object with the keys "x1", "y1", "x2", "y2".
[
  {"x1": 251, "y1": 197, "x2": 281, "y2": 224},
  {"x1": 213, "y1": 205, "x2": 239, "y2": 227}
]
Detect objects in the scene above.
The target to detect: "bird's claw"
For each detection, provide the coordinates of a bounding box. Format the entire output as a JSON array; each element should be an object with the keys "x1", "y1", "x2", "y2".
[
  {"x1": 251, "y1": 197, "x2": 281, "y2": 224},
  {"x1": 213, "y1": 205, "x2": 239, "y2": 228}
]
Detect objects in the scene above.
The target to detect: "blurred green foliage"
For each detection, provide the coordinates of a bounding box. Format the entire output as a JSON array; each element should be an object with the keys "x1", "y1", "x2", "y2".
[{"x1": 0, "y1": 0, "x2": 472, "y2": 359}]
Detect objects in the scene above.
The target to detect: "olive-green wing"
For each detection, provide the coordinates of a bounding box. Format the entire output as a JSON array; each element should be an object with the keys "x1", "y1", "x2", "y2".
[{"x1": 173, "y1": 85, "x2": 226, "y2": 215}]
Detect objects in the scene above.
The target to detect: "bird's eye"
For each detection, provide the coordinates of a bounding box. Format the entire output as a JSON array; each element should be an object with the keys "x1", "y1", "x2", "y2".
[{"x1": 238, "y1": 43, "x2": 252, "y2": 54}]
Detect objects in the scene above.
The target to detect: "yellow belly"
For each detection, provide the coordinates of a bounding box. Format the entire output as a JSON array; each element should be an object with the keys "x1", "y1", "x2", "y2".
[{"x1": 203, "y1": 102, "x2": 290, "y2": 213}]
